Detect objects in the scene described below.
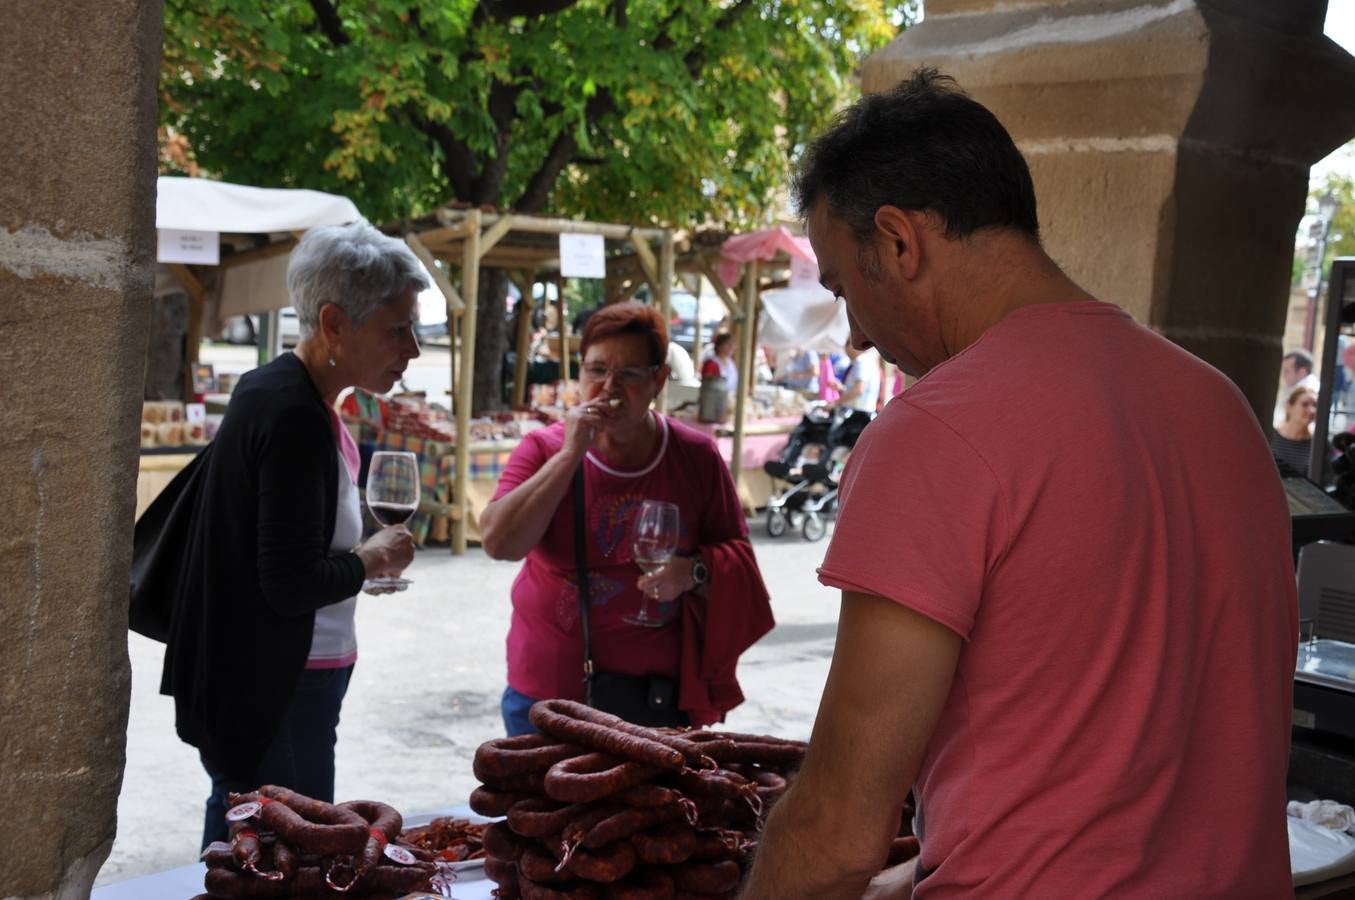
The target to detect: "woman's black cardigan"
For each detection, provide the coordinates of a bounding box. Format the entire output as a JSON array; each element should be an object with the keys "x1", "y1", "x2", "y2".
[{"x1": 160, "y1": 354, "x2": 366, "y2": 780}]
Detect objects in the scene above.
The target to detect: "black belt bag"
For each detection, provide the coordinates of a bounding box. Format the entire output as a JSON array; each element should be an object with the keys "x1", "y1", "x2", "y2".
[{"x1": 573, "y1": 465, "x2": 688, "y2": 728}]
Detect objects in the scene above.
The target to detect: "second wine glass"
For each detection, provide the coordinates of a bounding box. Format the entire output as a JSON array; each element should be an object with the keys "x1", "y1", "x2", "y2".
[
  {"x1": 365, "y1": 450, "x2": 419, "y2": 590},
  {"x1": 624, "y1": 499, "x2": 680, "y2": 627}
]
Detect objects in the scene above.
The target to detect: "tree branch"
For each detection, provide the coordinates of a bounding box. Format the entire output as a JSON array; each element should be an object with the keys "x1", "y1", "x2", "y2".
[
  {"x1": 307, "y1": 0, "x2": 350, "y2": 46},
  {"x1": 415, "y1": 118, "x2": 478, "y2": 200},
  {"x1": 514, "y1": 91, "x2": 615, "y2": 212}
]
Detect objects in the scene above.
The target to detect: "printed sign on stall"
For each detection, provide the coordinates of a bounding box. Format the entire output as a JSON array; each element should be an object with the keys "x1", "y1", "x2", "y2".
[
  {"x1": 158, "y1": 229, "x2": 220, "y2": 265},
  {"x1": 558, "y1": 233, "x2": 607, "y2": 279}
]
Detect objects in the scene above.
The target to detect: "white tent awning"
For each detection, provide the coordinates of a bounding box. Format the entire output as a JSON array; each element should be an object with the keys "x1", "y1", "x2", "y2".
[{"x1": 156, "y1": 176, "x2": 362, "y2": 232}]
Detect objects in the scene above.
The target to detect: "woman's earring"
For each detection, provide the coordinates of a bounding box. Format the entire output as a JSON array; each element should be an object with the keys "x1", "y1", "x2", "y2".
[{"x1": 328, "y1": 354, "x2": 337, "y2": 368}]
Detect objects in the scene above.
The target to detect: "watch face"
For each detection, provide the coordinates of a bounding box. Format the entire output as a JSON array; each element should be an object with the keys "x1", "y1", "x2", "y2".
[{"x1": 692, "y1": 560, "x2": 709, "y2": 584}]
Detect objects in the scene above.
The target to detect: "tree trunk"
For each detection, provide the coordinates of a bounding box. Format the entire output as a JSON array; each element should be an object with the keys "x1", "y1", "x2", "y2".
[{"x1": 473, "y1": 268, "x2": 509, "y2": 413}]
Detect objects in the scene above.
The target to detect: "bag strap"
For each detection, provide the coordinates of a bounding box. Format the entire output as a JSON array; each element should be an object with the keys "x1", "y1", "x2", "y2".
[{"x1": 572, "y1": 463, "x2": 595, "y2": 702}]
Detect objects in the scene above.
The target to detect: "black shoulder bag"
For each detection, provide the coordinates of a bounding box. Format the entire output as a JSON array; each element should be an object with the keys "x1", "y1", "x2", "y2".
[
  {"x1": 129, "y1": 443, "x2": 214, "y2": 642},
  {"x1": 573, "y1": 465, "x2": 687, "y2": 727}
]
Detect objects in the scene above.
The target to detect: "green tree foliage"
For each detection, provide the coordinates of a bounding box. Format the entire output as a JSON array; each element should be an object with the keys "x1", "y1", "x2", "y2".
[
  {"x1": 161, "y1": 0, "x2": 914, "y2": 226},
  {"x1": 1312, "y1": 171, "x2": 1355, "y2": 272},
  {"x1": 160, "y1": 0, "x2": 915, "y2": 410}
]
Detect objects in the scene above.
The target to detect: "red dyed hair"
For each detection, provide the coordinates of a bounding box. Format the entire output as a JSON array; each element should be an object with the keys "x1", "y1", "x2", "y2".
[{"x1": 579, "y1": 301, "x2": 668, "y2": 367}]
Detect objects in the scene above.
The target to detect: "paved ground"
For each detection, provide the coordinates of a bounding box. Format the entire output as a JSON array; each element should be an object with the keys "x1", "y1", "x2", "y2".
[{"x1": 95, "y1": 523, "x2": 840, "y2": 888}]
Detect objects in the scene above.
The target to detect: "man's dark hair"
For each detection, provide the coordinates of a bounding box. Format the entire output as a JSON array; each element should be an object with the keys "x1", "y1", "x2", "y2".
[
  {"x1": 1285, "y1": 348, "x2": 1314, "y2": 374},
  {"x1": 793, "y1": 68, "x2": 1039, "y2": 242}
]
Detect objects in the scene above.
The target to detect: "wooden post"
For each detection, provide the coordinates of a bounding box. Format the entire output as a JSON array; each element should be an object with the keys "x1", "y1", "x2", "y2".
[
  {"x1": 693, "y1": 275, "x2": 706, "y2": 360},
  {"x1": 514, "y1": 293, "x2": 535, "y2": 408},
  {"x1": 453, "y1": 210, "x2": 481, "y2": 555},
  {"x1": 731, "y1": 260, "x2": 759, "y2": 505},
  {"x1": 558, "y1": 274, "x2": 570, "y2": 383},
  {"x1": 166, "y1": 263, "x2": 207, "y2": 402},
  {"x1": 656, "y1": 231, "x2": 674, "y2": 412}
]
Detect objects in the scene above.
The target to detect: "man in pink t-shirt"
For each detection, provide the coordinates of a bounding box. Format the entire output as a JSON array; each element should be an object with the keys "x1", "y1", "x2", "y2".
[{"x1": 741, "y1": 70, "x2": 1296, "y2": 900}]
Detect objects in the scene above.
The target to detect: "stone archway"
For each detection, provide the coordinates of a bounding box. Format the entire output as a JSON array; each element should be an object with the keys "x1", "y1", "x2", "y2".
[{"x1": 861, "y1": 0, "x2": 1355, "y2": 422}]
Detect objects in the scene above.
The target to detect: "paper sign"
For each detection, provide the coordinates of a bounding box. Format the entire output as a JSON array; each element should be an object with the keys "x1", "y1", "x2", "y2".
[
  {"x1": 559, "y1": 233, "x2": 606, "y2": 279},
  {"x1": 158, "y1": 229, "x2": 220, "y2": 265},
  {"x1": 186, "y1": 403, "x2": 206, "y2": 424}
]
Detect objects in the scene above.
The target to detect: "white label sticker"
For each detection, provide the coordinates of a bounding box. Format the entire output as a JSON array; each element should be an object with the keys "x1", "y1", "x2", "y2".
[
  {"x1": 1293, "y1": 708, "x2": 1317, "y2": 729},
  {"x1": 384, "y1": 843, "x2": 418, "y2": 865},
  {"x1": 225, "y1": 801, "x2": 262, "y2": 822}
]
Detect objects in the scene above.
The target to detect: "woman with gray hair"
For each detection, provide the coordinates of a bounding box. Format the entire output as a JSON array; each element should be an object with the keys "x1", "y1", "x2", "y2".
[{"x1": 155, "y1": 221, "x2": 427, "y2": 847}]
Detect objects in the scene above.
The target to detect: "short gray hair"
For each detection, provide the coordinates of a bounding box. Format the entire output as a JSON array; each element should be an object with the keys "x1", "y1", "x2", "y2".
[{"x1": 287, "y1": 221, "x2": 429, "y2": 339}]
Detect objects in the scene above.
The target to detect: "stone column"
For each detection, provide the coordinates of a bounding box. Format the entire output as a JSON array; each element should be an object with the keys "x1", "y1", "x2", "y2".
[
  {"x1": 862, "y1": 0, "x2": 1355, "y2": 423},
  {"x1": 0, "y1": 1, "x2": 162, "y2": 896}
]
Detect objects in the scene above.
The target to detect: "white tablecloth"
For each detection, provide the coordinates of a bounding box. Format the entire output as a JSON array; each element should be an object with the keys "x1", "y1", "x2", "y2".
[{"x1": 92, "y1": 806, "x2": 494, "y2": 900}]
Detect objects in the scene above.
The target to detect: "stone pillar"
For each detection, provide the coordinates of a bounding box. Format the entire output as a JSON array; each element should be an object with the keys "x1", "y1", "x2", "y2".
[
  {"x1": 0, "y1": 1, "x2": 162, "y2": 897},
  {"x1": 862, "y1": 0, "x2": 1355, "y2": 423}
]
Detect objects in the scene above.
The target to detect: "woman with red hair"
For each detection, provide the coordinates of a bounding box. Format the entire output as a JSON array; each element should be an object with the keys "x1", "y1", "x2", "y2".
[{"x1": 480, "y1": 301, "x2": 773, "y2": 735}]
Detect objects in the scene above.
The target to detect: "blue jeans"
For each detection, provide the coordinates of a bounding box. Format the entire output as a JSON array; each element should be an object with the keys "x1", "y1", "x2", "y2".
[
  {"x1": 502, "y1": 685, "x2": 540, "y2": 737},
  {"x1": 200, "y1": 664, "x2": 353, "y2": 849}
]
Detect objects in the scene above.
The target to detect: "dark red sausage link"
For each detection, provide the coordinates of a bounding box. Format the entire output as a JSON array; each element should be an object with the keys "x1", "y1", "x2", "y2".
[
  {"x1": 337, "y1": 800, "x2": 403, "y2": 876},
  {"x1": 228, "y1": 821, "x2": 263, "y2": 874},
  {"x1": 518, "y1": 878, "x2": 601, "y2": 900},
  {"x1": 205, "y1": 857, "x2": 434, "y2": 896},
  {"x1": 631, "y1": 821, "x2": 696, "y2": 865},
  {"x1": 486, "y1": 854, "x2": 522, "y2": 886},
  {"x1": 472, "y1": 785, "x2": 537, "y2": 817},
  {"x1": 475, "y1": 734, "x2": 588, "y2": 779},
  {"x1": 886, "y1": 835, "x2": 921, "y2": 866},
  {"x1": 689, "y1": 829, "x2": 743, "y2": 861},
  {"x1": 200, "y1": 841, "x2": 235, "y2": 868},
  {"x1": 557, "y1": 839, "x2": 638, "y2": 883},
  {"x1": 508, "y1": 797, "x2": 585, "y2": 838},
  {"x1": 271, "y1": 839, "x2": 297, "y2": 881},
  {"x1": 528, "y1": 700, "x2": 689, "y2": 770},
  {"x1": 486, "y1": 821, "x2": 536, "y2": 862},
  {"x1": 255, "y1": 785, "x2": 367, "y2": 827},
  {"x1": 669, "y1": 768, "x2": 749, "y2": 800},
  {"x1": 519, "y1": 846, "x2": 574, "y2": 884},
  {"x1": 613, "y1": 784, "x2": 699, "y2": 825},
  {"x1": 583, "y1": 805, "x2": 685, "y2": 850},
  {"x1": 561, "y1": 805, "x2": 626, "y2": 847},
  {"x1": 545, "y1": 753, "x2": 662, "y2": 803},
  {"x1": 229, "y1": 790, "x2": 368, "y2": 856},
  {"x1": 481, "y1": 769, "x2": 550, "y2": 793},
  {"x1": 603, "y1": 867, "x2": 676, "y2": 900},
  {"x1": 670, "y1": 859, "x2": 742, "y2": 894}
]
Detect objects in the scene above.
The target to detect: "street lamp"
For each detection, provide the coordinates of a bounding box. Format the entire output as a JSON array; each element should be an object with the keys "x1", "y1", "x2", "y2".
[{"x1": 1304, "y1": 191, "x2": 1340, "y2": 352}]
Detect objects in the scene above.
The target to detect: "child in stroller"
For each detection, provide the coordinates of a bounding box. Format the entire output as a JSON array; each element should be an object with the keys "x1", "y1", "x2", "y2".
[{"x1": 763, "y1": 405, "x2": 874, "y2": 541}]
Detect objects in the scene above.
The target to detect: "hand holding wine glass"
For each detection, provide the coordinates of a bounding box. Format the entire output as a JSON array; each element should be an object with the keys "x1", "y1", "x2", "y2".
[
  {"x1": 625, "y1": 500, "x2": 680, "y2": 627},
  {"x1": 361, "y1": 451, "x2": 419, "y2": 592}
]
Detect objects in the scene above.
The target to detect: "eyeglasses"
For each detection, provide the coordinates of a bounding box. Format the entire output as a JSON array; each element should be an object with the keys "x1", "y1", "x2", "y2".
[{"x1": 580, "y1": 363, "x2": 659, "y2": 386}]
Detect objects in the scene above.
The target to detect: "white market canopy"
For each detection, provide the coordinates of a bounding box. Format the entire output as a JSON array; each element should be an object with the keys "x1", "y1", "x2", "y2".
[{"x1": 156, "y1": 176, "x2": 361, "y2": 233}]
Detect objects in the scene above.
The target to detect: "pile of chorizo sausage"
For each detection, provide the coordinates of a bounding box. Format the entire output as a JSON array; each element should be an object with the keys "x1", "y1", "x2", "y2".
[
  {"x1": 469, "y1": 699, "x2": 808, "y2": 900},
  {"x1": 193, "y1": 784, "x2": 448, "y2": 898}
]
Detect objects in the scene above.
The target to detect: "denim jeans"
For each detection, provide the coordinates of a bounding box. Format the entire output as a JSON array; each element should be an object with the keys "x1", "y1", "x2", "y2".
[
  {"x1": 200, "y1": 664, "x2": 353, "y2": 849},
  {"x1": 501, "y1": 685, "x2": 540, "y2": 737}
]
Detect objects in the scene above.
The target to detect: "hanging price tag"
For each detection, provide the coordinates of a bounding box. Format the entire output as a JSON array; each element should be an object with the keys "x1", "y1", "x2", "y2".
[
  {"x1": 225, "y1": 801, "x2": 262, "y2": 822},
  {"x1": 384, "y1": 843, "x2": 418, "y2": 865}
]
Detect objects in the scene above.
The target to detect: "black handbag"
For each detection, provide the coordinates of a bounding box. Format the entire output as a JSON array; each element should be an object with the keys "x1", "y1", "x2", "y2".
[
  {"x1": 573, "y1": 465, "x2": 687, "y2": 728},
  {"x1": 129, "y1": 444, "x2": 213, "y2": 642}
]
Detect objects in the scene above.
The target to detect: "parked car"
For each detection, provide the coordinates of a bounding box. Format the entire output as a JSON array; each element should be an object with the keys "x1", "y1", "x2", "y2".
[{"x1": 669, "y1": 291, "x2": 727, "y2": 354}]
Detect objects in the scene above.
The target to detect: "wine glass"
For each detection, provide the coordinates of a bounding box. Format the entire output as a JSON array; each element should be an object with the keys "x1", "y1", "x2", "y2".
[
  {"x1": 624, "y1": 500, "x2": 680, "y2": 627},
  {"x1": 365, "y1": 450, "x2": 420, "y2": 591}
]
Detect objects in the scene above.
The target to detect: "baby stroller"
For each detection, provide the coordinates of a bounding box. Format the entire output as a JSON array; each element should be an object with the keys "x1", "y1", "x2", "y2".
[{"x1": 764, "y1": 406, "x2": 874, "y2": 541}]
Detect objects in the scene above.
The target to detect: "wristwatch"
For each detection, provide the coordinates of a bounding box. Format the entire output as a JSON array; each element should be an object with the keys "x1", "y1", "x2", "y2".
[{"x1": 689, "y1": 554, "x2": 709, "y2": 590}]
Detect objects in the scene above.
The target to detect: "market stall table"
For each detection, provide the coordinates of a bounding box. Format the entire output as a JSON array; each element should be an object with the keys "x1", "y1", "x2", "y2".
[
  {"x1": 91, "y1": 806, "x2": 491, "y2": 900},
  {"x1": 682, "y1": 414, "x2": 797, "y2": 511}
]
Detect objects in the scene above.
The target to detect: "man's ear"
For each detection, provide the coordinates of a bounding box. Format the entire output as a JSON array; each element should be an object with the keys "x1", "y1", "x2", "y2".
[{"x1": 874, "y1": 206, "x2": 925, "y2": 280}]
